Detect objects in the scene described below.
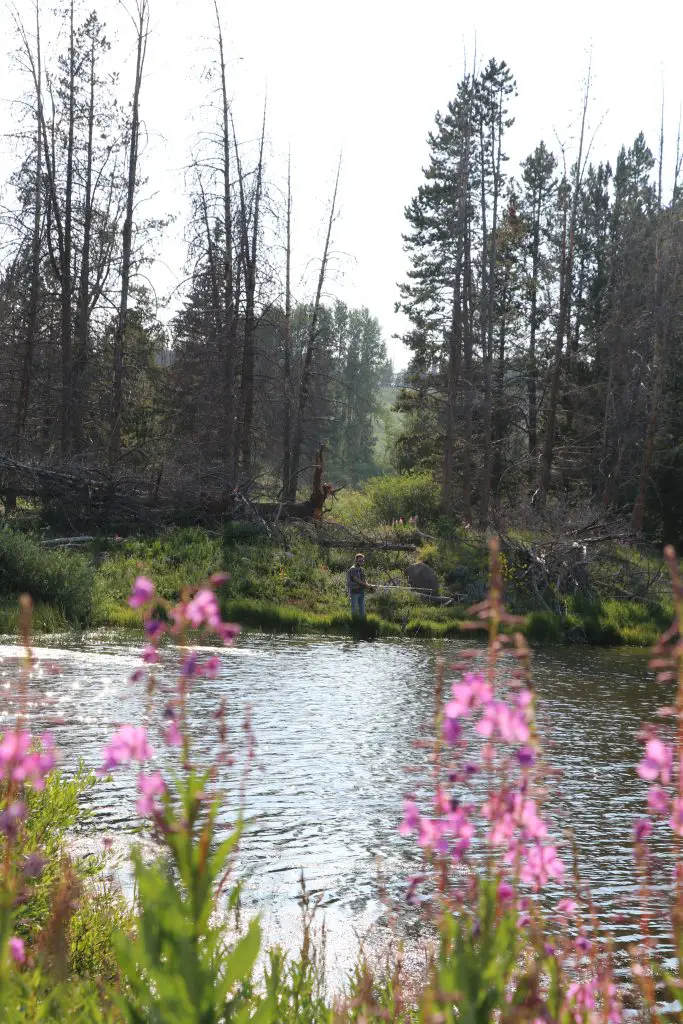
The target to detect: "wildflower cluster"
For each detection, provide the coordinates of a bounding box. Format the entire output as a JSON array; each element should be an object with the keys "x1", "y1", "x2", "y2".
[
  {"x1": 400, "y1": 669, "x2": 563, "y2": 893},
  {"x1": 99, "y1": 573, "x2": 241, "y2": 826}
]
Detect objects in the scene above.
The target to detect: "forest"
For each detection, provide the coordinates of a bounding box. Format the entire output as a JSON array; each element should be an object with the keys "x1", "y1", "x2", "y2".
[{"x1": 0, "y1": 2, "x2": 682, "y2": 550}]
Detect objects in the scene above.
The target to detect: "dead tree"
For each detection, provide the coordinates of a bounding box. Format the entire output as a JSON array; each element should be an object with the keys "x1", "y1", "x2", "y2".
[
  {"x1": 110, "y1": 0, "x2": 149, "y2": 463},
  {"x1": 286, "y1": 157, "x2": 341, "y2": 501}
]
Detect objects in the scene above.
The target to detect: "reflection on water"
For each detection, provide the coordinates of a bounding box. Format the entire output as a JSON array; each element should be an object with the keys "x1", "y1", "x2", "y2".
[{"x1": 0, "y1": 630, "x2": 671, "y2": 972}]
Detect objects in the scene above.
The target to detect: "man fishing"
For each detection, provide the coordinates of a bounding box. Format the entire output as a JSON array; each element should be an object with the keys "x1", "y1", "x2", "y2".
[{"x1": 346, "y1": 553, "x2": 375, "y2": 619}]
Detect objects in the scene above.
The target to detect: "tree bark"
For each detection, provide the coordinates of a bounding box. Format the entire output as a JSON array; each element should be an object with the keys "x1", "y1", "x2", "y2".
[
  {"x1": 281, "y1": 151, "x2": 294, "y2": 498},
  {"x1": 110, "y1": 0, "x2": 148, "y2": 464},
  {"x1": 287, "y1": 157, "x2": 341, "y2": 501},
  {"x1": 15, "y1": 0, "x2": 43, "y2": 455}
]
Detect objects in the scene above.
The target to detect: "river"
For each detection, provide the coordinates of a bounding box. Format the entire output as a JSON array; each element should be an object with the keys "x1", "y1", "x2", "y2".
[{"x1": 0, "y1": 629, "x2": 673, "y2": 982}]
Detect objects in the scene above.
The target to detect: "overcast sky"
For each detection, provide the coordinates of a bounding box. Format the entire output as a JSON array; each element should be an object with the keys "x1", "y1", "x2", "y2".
[{"x1": 1, "y1": 0, "x2": 682, "y2": 368}]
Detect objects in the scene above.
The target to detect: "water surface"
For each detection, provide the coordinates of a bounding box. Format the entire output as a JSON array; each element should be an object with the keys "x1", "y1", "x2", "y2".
[{"x1": 0, "y1": 631, "x2": 671, "y2": 976}]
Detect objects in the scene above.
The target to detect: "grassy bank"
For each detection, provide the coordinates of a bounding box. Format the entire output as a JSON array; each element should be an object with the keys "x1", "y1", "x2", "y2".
[{"x1": 0, "y1": 510, "x2": 675, "y2": 646}]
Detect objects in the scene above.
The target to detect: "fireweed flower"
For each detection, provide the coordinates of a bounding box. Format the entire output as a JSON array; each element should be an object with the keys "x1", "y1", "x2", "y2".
[
  {"x1": 497, "y1": 881, "x2": 514, "y2": 903},
  {"x1": 218, "y1": 622, "x2": 241, "y2": 645},
  {"x1": 518, "y1": 843, "x2": 564, "y2": 890},
  {"x1": 0, "y1": 801, "x2": 27, "y2": 839},
  {"x1": 670, "y1": 798, "x2": 683, "y2": 836},
  {"x1": 185, "y1": 588, "x2": 222, "y2": 630},
  {"x1": 144, "y1": 619, "x2": 166, "y2": 641},
  {"x1": 8, "y1": 937, "x2": 25, "y2": 966},
  {"x1": 634, "y1": 817, "x2": 653, "y2": 841},
  {"x1": 565, "y1": 980, "x2": 598, "y2": 1022},
  {"x1": 476, "y1": 700, "x2": 530, "y2": 745},
  {"x1": 556, "y1": 897, "x2": 577, "y2": 918},
  {"x1": 162, "y1": 706, "x2": 183, "y2": 747},
  {"x1": 444, "y1": 672, "x2": 493, "y2": 721},
  {"x1": 204, "y1": 655, "x2": 221, "y2": 679},
  {"x1": 0, "y1": 731, "x2": 55, "y2": 790},
  {"x1": 100, "y1": 725, "x2": 152, "y2": 773},
  {"x1": 129, "y1": 576, "x2": 155, "y2": 609},
  {"x1": 136, "y1": 771, "x2": 167, "y2": 816},
  {"x1": 637, "y1": 737, "x2": 673, "y2": 785},
  {"x1": 142, "y1": 644, "x2": 159, "y2": 665},
  {"x1": 399, "y1": 798, "x2": 420, "y2": 837},
  {"x1": 647, "y1": 786, "x2": 669, "y2": 814}
]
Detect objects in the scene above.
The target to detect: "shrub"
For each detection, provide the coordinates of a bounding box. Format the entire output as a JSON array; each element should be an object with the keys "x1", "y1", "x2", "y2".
[
  {"x1": 0, "y1": 528, "x2": 95, "y2": 625},
  {"x1": 363, "y1": 472, "x2": 441, "y2": 526}
]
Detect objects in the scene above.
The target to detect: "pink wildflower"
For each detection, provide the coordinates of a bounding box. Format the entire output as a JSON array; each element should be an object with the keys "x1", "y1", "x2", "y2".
[
  {"x1": 670, "y1": 798, "x2": 683, "y2": 836},
  {"x1": 0, "y1": 732, "x2": 55, "y2": 790},
  {"x1": 519, "y1": 843, "x2": 564, "y2": 889},
  {"x1": 445, "y1": 806, "x2": 475, "y2": 859},
  {"x1": 497, "y1": 881, "x2": 514, "y2": 903},
  {"x1": 637, "y1": 738, "x2": 673, "y2": 785},
  {"x1": 100, "y1": 725, "x2": 152, "y2": 773},
  {"x1": 129, "y1": 576, "x2": 155, "y2": 609},
  {"x1": 9, "y1": 937, "x2": 25, "y2": 965},
  {"x1": 399, "y1": 798, "x2": 420, "y2": 837},
  {"x1": 565, "y1": 980, "x2": 597, "y2": 1022},
  {"x1": 164, "y1": 720, "x2": 183, "y2": 747},
  {"x1": 556, "y1": 897, "x2": 577, "y2": 918},
  {"x1": 0, "y1": 801, "x2": 27, "y2": 839},
  {"x1": 210, "y1": 572, "x2": 230, "y2": 586},
  {"x1": 204, "y1": 655, "x2": 221, "y2": 679},
  {"x1": 182, "y1": 651, "x2": 200, "y2": 678},
  {"x1": 218, "y1": 622, "x2": 240, "y2": 645},
  {"x1": 185, "y1": 589, "x2": 222, "y2": 630},
  {"x1": 476, "y1": 700, "x2": 530, "y2": 745},
  {"x1": 443, "y1": 715, "x2": 461, "y2": 745},
  {"x1": 418, "y1": 817, "x2": 448, "y2": 854},
  {"x1": 634, "y1": 817, "x2": 653, "y2": 841},
  {"x1": 144, "y1": 620, "x2": 166, "y2": 641},
  {"x1": 142, "y1": 644, "x2": 159, "y2": 665},
  {"x1": 647, "y1": 786, "x2": 669, "y2": 814},
  {"x1": 444, "y1": 672, "x2": 493, "y2": 721},
  {"x1": 136, "y1": 771, "x2": 167, "y2": 816}
]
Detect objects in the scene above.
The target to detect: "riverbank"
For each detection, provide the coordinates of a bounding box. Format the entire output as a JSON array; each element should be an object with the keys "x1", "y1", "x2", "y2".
[{"x1": 0, "y1": 520, "x2": 674, "y2": 646}]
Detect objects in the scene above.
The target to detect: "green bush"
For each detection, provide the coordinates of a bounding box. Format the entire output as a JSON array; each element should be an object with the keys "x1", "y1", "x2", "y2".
[
  {"x1": 363, "y1": 472, "x2": 441, "y2": 526},
  {"x1": 0, "y1": 529, "x2": 95, "y2": 625}
]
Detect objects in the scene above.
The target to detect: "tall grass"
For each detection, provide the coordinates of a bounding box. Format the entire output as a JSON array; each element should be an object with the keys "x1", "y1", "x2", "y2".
[{"x1": 0, "y1": 528, "x2": 95, "y2": 625}]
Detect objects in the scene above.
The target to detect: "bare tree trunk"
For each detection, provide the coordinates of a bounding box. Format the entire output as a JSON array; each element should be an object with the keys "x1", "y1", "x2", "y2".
[
  {"x1": 59, "y1": 0, "x2": 76, "y2": 457},
  {"x1": 238, "y1": 101, "x2": 266, "y2": 477},
  {"x1": 281, "y1": 151, "x2": 293, "y2": 498},
  {"x1": 73, "y1": 29, "x2": 96, "y2": 455},
  {"x1": 528, "y1": 189, "x2": 540, "y2": 487},
  {"x1": 462, "y1": 222, "x2": 474, "y2": 525},
  {"x1": 287, "y1": 157, "x2": 341, "y2": 501},
  {"x1": 110, "y1": 0, "x2": 149, "y2": 463},
  {"x1": 540, "y1": 70, "x2": 590, "y2": 494},
  {"x1": 214, "y1": 0, "x2": 237, "y2": 478},
  {"x1": 15, "y1": 0, "x2": 43, "y2": 455},
  {"x1": 479, "y1": 87, "x2": 504, "y2": 527},
  {"x1": 440, "y1": 279, "x2": 461, "y2": 515}
]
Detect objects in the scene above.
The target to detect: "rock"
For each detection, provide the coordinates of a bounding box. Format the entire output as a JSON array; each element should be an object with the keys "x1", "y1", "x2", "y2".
[{"x1": 405, "y1": 562, "x2": 439, "y2": 595}]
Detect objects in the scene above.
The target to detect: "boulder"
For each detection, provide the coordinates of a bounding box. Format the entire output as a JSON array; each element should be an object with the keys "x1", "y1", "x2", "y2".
[{"x1": 405, "y1": 561, "x2": 439, "y2": 595}]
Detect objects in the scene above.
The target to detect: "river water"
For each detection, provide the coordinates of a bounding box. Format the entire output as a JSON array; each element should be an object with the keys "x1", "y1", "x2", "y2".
[{"x1": 0, "y1": 630, "x2": 674, "y2": 980}]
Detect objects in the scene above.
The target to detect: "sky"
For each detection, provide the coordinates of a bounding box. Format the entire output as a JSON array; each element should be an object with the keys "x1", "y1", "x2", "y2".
[{"x1": 1, "y1": 0, "x2": 683, "y2": 369}]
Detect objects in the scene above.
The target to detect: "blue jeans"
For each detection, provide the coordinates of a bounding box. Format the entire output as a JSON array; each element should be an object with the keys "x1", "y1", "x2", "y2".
[{"x1": 350, "y1": 590, "x2": 366, "y2": 618}]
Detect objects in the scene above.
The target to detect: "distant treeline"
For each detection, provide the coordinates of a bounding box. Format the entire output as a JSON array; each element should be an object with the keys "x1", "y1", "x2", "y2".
[{"x1": 0, "y1": 0, "x2": 391, "y2": 505}]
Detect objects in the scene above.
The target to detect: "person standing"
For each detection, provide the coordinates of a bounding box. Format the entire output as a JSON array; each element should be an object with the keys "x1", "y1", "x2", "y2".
[{"x1": 346, "y1": 553, "x2": 374, "y2": 619}]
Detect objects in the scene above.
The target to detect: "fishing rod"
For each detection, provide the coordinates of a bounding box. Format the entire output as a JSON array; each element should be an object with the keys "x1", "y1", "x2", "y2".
[{"x1": 373, "y1": 584, "x2": 435, "y2": 595}]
